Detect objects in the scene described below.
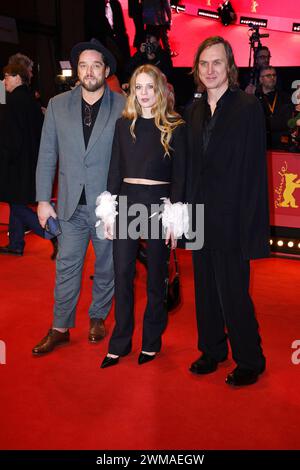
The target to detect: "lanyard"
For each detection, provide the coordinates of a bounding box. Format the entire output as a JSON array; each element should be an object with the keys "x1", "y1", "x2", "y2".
[{"x1": 264, "y1": 92, "x2": 278, "y2": 114}]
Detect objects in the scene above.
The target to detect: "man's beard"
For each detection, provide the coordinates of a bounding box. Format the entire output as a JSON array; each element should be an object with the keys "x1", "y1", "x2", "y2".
[{"x1": 80, "y1": 76, "x2": 105, "y2": 92}]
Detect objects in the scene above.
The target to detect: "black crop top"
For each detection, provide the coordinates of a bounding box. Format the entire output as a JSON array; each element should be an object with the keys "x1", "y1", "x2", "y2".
[{"x1": 107, "y1": 116, "x2": 186, "y2": 203}]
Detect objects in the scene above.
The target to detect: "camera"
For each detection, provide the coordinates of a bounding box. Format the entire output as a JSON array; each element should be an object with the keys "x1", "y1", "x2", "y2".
[
  {"x1": 248, "y1": 23, "x2": 269, "y2": 41},
  {"x1": 144, "y1": 40, "x2": 156, "y2": 55}
]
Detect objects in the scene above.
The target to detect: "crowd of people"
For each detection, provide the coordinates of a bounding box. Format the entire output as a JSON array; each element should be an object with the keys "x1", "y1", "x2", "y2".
[{"x1": 0, "y1": 1, "x2": 299, "y2": 388}]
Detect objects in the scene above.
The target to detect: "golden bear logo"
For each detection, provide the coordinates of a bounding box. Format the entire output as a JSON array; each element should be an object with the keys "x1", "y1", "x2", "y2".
[
  {"x1": 280, "y1": 172, "x2": 300, "y2": 208},
  {"x1": 251, "y1": 1, "x2": 259, "y2": 13},
  {"x1": 0, "y1": 340, "x2": 6, "y2": 365}
]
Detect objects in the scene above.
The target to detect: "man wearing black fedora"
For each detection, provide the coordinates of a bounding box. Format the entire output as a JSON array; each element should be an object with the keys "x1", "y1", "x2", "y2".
[{"x1": 32, "y1": 39, "x2": 125, "y2": 355}]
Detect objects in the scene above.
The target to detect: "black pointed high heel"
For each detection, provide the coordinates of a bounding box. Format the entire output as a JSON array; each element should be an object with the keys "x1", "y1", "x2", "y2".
[
  {"x1": 138, "y1": 352, "x2": 156, "y2": 365},
  {"x1": 100, "y1": 355, "x2": 119, "y2": 368}
]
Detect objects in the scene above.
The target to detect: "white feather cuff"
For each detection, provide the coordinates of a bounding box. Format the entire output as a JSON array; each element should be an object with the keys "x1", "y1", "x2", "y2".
[
  {"x1": 95, "y1": 191, "x2": 118, "y2": 227},
  {"x1": 160, "y1": 198, "x2": 189, "y2": 239}
]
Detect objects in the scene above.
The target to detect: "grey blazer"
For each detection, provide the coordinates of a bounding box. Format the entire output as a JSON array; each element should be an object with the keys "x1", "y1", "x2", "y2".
[{"x1": 36, "y1": 85, "x2": 125, "y2": 224}]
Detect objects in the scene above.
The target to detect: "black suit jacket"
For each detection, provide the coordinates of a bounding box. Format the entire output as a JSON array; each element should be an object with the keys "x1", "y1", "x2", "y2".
[
  {"x1": 0, "y1": 85, "x2": 43, "y2": 205},
  {"x1": 185, "y1": 88, "x2": 270, "y2": 260}
]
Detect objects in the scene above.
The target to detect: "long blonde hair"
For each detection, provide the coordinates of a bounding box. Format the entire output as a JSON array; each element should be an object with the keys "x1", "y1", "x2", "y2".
[{"x1": 123, "y1": 64, "x2": 184, "y2": 156}]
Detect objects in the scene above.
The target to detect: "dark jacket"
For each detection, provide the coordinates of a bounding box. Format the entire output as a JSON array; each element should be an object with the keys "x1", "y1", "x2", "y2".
[
  {"x1": 0, "y1": 85, "x2": 43, "y2": 204},
  {"x1": 256, "y1": 88, "x2": 293, "y2": 149},
  {"x1": 143, "y1": 0, "x2": 171, "y2": 25},
  {"x1": 128, "y1": 0, "x2": 142, "y2": 18},
  {"x1": 125, "y1": 46, "x2": 173, "y2": 82},
  {"x1": 185, "y1": 88, "x2": 270, "y2": 260}
]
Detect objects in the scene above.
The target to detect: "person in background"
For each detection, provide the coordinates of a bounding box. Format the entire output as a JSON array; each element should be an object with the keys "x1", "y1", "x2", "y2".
[
  {"x1": 84, "y1": 0, "x2": 130, "y2": 81},
  {"x1": 142, "y1": 0, "x2": 177, "y2": 57},
  {"x1": 8, "y1": 53, "x2": 34, "y2": 83},
  {"x1": 8, "y1": 52, "x2": 46, "y2": 113},
  {"x1": 128, "y1": 0, "x2": 144, "y2": 49},
  {"x1": 125, "y1": 30, "x2": 173, "y2": 85},
  {"x1": 0, "y1": 64, "x2": 55, "y2": 258},
  {"x1": 257, "y1": 65, "x2": 293, "y2": 149},
  {"x1": 244, "y1": 45, "x2": 271, "y2": 95}
]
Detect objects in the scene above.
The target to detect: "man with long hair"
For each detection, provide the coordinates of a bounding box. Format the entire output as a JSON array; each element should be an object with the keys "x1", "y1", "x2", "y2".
[{"x1": 185, "y1": 36, "x2": 270, "y2": 386}]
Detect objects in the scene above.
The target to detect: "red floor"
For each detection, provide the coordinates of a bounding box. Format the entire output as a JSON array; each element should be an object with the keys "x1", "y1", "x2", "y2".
[
  {"x1": 0, "y1": 229, "x2": 300, "y2": 450},
  {"x1": 121, "y1": 0, "x2": 300, "y2": 67}
]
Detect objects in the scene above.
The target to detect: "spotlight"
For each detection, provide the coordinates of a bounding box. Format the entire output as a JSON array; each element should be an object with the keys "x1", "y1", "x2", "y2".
[
  {"x1": 292, "y1": 23, "x2": 300, "y2": 32},
  {"x1": 55, "y1": 60, "x2": 75, "y2": 94},
  {"x1": 60, "y1": 60, "x2": 72, "y2": 77},
  {"x1": 217, "y1": 1, "x2": 236, "y2": 26}
]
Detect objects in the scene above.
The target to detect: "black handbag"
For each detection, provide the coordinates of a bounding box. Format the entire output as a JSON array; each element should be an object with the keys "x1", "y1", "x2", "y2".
[
  {"x1": 136, "y1": 241, "x2": 181, "y2": 311},
  {"x1": 165, "y1": 248, "x2": 181, "y2": 312}
]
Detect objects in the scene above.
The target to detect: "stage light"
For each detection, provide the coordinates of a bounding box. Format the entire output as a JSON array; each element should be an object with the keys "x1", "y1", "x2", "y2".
[
  {"x1": 62, "y1": 69, "x2": 72, "y2": 77},
  {"x1": 292, "y1": 23, "x2": 300, "y2": 32},
  {"x1": 198, "y1": 9, "x2": 220, "y2": 20},
  {"x1": 60, "y1": 60, "x2": 72, "y2": 77},
  {"x1": 217, "y1": 1, "x2": 236, "y2": 26},
  {"x1": 240, "y1": 17, "x2": 268, "y2": 28},
  {"x1": 270, "y1": 237, "x2": 300, "y2": 255}
]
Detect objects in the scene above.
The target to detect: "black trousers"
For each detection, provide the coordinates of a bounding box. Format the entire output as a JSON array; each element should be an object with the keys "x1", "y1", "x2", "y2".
[
  {"x1": 108, "y1": 183, "x2": 169, "y2": 356},
  {"x1": 192, "y1": 248, "x2": 266, "y2": 372}
]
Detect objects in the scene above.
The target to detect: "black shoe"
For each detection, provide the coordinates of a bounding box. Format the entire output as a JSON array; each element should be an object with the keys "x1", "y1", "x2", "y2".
[
  {"x1": 138, "y1": 352, "x2": 156, "y2": 365},
  {"x1": 0, "y1": 245, "x2": 23, "y2": 256},
  {"x1": 100, "y1": 355, "x2": 119, "y2": 369},
  {"x1": 225, "y1": 366, "x2": 265, "y2": 387},
  {"x1": 50, "y1": 237, "x2": 58, "y2": 260},
  {"x1": 189, "y1": 353, "x2": 227, "y2": 375}
]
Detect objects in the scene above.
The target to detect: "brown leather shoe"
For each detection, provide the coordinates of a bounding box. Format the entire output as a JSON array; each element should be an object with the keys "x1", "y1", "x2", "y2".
[
  {"x1": 32, "y1": 329, "x2": 70, "y2": 355},
  {"x1": 88, "y1": 318, "x2": 106, "y2": 342}
]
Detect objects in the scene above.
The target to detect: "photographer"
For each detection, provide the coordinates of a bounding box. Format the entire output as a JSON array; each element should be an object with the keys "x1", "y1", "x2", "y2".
[
  {"x1": 240, "y1": 23, "x2": 272, "y2": 94},
  {"x1": 244, "y1": 46, "x2": 271, "y2": 94},
  {"x1": 124, "y1": 30, "x2": 173, "y2": 84},
  {"x1": 143, "y1": 0, "x2": 173, "y2": 56}
]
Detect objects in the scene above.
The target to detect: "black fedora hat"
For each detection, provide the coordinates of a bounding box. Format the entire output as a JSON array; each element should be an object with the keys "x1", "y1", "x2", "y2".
[{"x1": 70, "y1": 38, "x2": 117, "y2": 75}]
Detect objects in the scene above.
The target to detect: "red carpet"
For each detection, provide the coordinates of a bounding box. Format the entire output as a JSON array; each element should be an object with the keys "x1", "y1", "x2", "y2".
[
  {"x1": 0, "y1": 228, "x2": 300, "y2": 450},
  {"x1": 120, "y1": 0, "x2": 300, "y2": 67}
]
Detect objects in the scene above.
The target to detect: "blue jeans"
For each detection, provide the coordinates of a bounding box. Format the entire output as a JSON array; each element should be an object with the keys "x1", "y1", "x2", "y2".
[{"x1": 8, "y1": 204, "x2": 45, "y2": 251}]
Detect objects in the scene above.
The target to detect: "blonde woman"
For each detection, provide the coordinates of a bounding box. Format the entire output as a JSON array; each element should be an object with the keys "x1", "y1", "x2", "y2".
[{"x1": 96, "y1": 64, "x2": 187, "y2": 368}]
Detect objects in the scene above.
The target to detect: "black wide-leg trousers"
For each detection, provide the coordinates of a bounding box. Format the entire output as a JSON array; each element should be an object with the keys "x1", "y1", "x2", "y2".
[
  {"x1": 108, "y1": 183, "x2": 169, "y2": 356},
  {"x1": 192, "y1": 248, "x2": 266, "y2": 372}
]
